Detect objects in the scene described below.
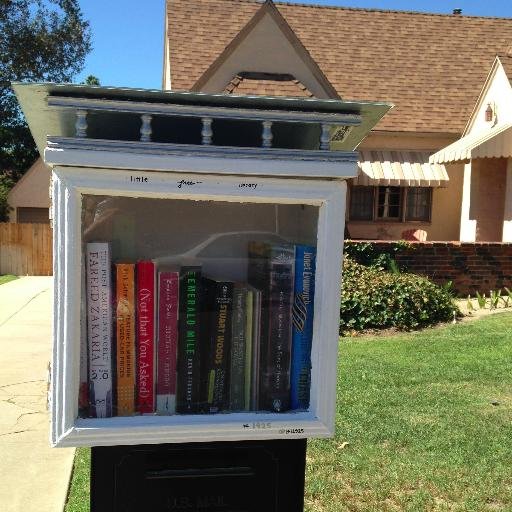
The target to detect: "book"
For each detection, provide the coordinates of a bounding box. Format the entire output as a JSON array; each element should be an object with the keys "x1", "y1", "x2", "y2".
[
  {"x1": 136, "y1": 261, "x2": 156, "y2": 414},
  {"x1": 249, "y1": 287, "x2": 262, "y2": 411},
  {"x1": 85, "y1": 242, "x2": 113, "y2": 418},
  {"x1": 267, "y1": 257, "x2": 295, "y2": 412},
  {"x1": 290, "y1": 246, "x2": 316, "y2": 410},
  {"x1": 248, "y1": 242, "x2": 295, "y2": 412},
  {"x1": 115, "y1": 263, "x2": 136, "y2": 416},
  {"x1": 79, "y1": 268, "x2": 88, "y2": 417},
  {"x1": 203, "y1": 278, "x2": 234, "y2": 413},
  {"x1": 157, "y1": 271, "x2": 179, "y2": 414},
  {"x1": 229, "y1": 284, "x2": 247, "y2": 411},
  {"x1": 177, "y1": 266, "x2": 202, "y2": 414}
]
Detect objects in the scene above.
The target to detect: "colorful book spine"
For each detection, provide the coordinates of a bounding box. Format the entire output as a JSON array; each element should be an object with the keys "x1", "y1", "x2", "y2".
[
  {"x1": 85, "y1": 242, "x2": 113, "y2": 418},
  {"x1": 177, "y1": 266, "x2": 202, "y2": 414},
  {"x1": 115, "y1": 263, "x2": 136, "y2": 416},
  {"x1": 290, "y1": 246, "x2": 316, "y2": 410},
  {"x1": 203, "y1": 278, "x2": 234, "y2": 413},
  {"x1": 229, "y1": 284, "x2": 247, "y2": 411},
  {"x1": 157, "y1": 271, "x2": 179, "y2": 415},
  {"x1": 136, "y1": 261, "x2": 156, "y2": 414}
]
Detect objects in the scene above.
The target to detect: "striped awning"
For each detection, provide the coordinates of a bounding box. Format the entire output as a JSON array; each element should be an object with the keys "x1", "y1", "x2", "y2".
[
  {"x1": 354, "y1": 150, "x2": 449, "y2": 187},
  {"x1": 429, "y1": 123, "x2": 512, "y2": 164}
]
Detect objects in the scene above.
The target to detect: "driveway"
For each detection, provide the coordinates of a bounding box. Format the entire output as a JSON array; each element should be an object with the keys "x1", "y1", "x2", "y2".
[{"x1": 0, "y1": 277, "x2": 75, "y2": 512}]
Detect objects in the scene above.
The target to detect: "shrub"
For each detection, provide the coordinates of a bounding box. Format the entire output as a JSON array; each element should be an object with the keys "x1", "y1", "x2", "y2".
[
  {"x1": 340, "y1": 257, "x2": 458, "y2": 332},
  {"x1": 344, "y1": 240, "x2": 412, "y2": 271}
]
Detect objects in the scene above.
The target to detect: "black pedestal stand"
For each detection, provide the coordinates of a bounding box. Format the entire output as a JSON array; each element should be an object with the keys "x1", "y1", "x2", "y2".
[{"x1": 91, "y1": 439, "x2": 307, "y2": 512}]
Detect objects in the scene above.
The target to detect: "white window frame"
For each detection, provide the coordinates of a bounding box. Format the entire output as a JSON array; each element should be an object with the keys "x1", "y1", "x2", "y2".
[{"x1": 51, "y1": 165, "x2": 347, "y2": 447}]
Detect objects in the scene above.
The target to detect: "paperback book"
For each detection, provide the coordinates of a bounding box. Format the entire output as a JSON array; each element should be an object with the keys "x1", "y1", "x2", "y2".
[
  {"x1": 290, "y1": 245, "x2": 316, "y2": 410},
  {"x1": 248, "y1": 242, "x2": 295, "y2": 412},
  {"x1": 115, "y1": 263, "x2": 136, "y2": 416},
  {"x1": 203, "y1": 278, "x2": 234, "y2": 413},
  {"x1": 136, "y1": 261, "x2": 156, "y2": 414},
  {"x1": 176, "y1": 266, "x2": 203, "y2": 413},
  {"x1": 156, "y1": 271, "x2": 179, "y2": 414},
  {"x1": 85, "y1": 242, "x2": 113, "y2": 418}
]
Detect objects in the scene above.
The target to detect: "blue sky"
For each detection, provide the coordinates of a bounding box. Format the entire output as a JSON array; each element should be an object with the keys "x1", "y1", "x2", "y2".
[{"x1": 76, "y1": 0, "x2": 512, "y2": 90}]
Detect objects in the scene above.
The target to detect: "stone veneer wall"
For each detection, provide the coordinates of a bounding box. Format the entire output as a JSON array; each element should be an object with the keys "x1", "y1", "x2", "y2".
[{"x1": 350, "y1": 241, "x2": 512, "y2": 296}]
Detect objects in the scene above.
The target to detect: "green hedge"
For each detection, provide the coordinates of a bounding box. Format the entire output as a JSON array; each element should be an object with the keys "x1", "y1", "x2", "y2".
[{"x1": 340, "y1": 257, "x2": 457, "y2": 332}]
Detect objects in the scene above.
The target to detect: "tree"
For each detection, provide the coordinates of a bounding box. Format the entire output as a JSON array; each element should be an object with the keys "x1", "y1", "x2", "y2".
[
  {"x1": 0, "y1": 0, "x2": 91, "y2": 220},
  {"x1": 83, "y1": 75, "x2": 100, "y2": 86}
]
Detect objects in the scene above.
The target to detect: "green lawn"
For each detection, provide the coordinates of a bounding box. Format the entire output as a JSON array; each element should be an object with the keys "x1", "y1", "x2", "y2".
[
  {"x1": 0, "y1": 274, "x2": 17, "y2": 285},
  {"x1": 306, "y1": 313, "x2": 512, "y2": 511},
  {"x1": 65, "y1": 313, "x2": 512, "y2": 512}
]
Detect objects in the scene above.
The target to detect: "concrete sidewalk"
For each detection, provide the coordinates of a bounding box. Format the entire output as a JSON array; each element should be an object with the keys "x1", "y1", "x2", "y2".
[{"x1": 0, "y1": 277, "x2": 75, "y2": 512}]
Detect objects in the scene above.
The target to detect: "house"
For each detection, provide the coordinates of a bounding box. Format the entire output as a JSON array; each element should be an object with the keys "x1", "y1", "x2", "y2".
[
  {"x1": 430, "y1": 54, "x2": 512, "y2": 242},
  {"x1": 165, "y1": 0, "x2": 512, "y2": 241},
  {"x1": 7, "y1": 158, "x2": 50, "y2": 223}
]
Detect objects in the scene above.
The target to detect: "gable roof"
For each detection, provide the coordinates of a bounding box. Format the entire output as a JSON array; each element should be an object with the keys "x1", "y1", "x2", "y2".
[
  {"x1": 191, "y1": 0, "x2": 339, "y2": 98},
  {"x1": 166, "y1": 0, "x2": 512, "y2": 134},
  {"x1": 498, "y1": 53, "x2": 512, "y2": 82}
]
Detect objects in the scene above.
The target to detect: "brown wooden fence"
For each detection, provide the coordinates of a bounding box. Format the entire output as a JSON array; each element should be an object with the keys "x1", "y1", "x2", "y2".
[{"x1": 0, "y1": 223, "x2": 53, "y2": 276}]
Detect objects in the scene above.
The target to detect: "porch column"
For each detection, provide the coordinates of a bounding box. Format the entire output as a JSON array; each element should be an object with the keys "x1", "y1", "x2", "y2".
[
  {"x1": 459, "y1": 161, "x2": 477, "y2": 242},
  {"x1": 502, "y1": 159, "x2": 512, "y2": 242}
]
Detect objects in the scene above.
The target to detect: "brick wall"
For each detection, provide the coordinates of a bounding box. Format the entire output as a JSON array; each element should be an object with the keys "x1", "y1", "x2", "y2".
[{"x1": 351, "y1": 241, "x2": 512, "y2": 296}]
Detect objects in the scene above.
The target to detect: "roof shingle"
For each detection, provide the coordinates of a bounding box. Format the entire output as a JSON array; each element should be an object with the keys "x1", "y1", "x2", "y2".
[{"x1": 167, "y1": 0, "x2": 512, "y2": 133}]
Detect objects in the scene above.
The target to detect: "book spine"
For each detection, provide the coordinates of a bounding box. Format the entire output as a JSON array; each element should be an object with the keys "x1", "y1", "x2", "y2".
[
  {"x1": 250, "y1": 289, "x2": 262, "y2": 411},
  {"x1": 136, "y1": 261, "x2": 156, "y2": 414},
  {"x1": 79, "y1": 267, "x2": 88, "y2": 416},
  {"x1": 229, "y1": 285, "x2": 247, "y2": 411},
  {"x1": 266, "y1": 246, "x2": 295, "y2": 412},
  {"x1": 85, "y1": 242, "x2": 113, "y2": 418},
  {"x1": 291, "y1": 246, "x2": 316, "y2": 410},
  {"x1": 247, "y1": 242, "x2": 270, "y2": 409},
  {"x1": 116, "y1": 263, "x2": 136, "y2": 416},
  {"x1": 157, "y1": 271, "x2": 179, "y2": 414},
  {"x1": 204, "y1": 280, "x2": 234, "y2": 413},
  {"x1": 177, "y1": 266, "x2": 202, "y2": 414},
  {"x1": 244, "y1": 289, "x2": 254, "y2": 411}
]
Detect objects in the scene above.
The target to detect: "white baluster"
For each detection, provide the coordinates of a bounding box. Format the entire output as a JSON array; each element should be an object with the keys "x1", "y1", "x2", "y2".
[
  {"x1": 75, "y1": 109, "x2": 87, "y2": 138},
  {"x1": 262, "y1": 120, "x2": 273, "y2": 148},
  {"x1": 140, "y1": 114, "x2": 152, "y2": 142},
  {"x1": 320, "y1": 124, "x2": 331, "y2": 150},
  {"x1": 201, "y1": 117, "x2": 213, "y2": 145}
]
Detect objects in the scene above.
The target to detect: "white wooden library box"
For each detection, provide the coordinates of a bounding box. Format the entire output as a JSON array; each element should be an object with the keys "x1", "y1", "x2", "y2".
[{"x1": 14, "y1": 83, "x2": 390, "y2": 447}]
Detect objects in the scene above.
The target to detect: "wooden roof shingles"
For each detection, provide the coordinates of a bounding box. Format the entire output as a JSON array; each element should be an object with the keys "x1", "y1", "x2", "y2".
[{"x1": 167, "y1": 0, "x2": 512, "y2": 133}]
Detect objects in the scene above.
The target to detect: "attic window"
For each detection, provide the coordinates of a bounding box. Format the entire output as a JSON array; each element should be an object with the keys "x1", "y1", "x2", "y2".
[{"x1": 224, "y1": 72, "x2": 314, "y2": 98}]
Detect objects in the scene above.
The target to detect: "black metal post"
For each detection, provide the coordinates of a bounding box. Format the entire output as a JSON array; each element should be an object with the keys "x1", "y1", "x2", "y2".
[{"x1": 91, "y1": 439, "x2": 307, "y2": 512}]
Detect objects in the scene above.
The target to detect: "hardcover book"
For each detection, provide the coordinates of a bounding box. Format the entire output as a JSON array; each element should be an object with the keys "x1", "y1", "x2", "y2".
[
  {"x1": 157, "y1": 271, "x2": 179, "y2": 415},
  {"x1": 268, "y1": 258, "x2": 295, "y2": 412},
  {"x1": 249, "y1": 287, "x2": 262, "y2": 411},
  {"x1": 177, "y1": 266, "x2": 202, "y2": 414},
  {"x1": 85, "y1": 242, "x2": 113, "y2": 418},
  {"x1": 290, "y1": 246, "x2": 316, "y2": 410},
  {"x1": 248, "y1": 242, "x2": 295, "y2": 412},
  {"x1": 203, "y1": 278, "x2": 234, "y2": 413},
  {"x1": 229, "y1": 284, "x2": 247, "y2": 411},
  {"x1": 115, "y1": 263, "x2": 136, "y2": 416},
  {"x1": 136, "y1": 261, "x2": 156, "y2": 414}
]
